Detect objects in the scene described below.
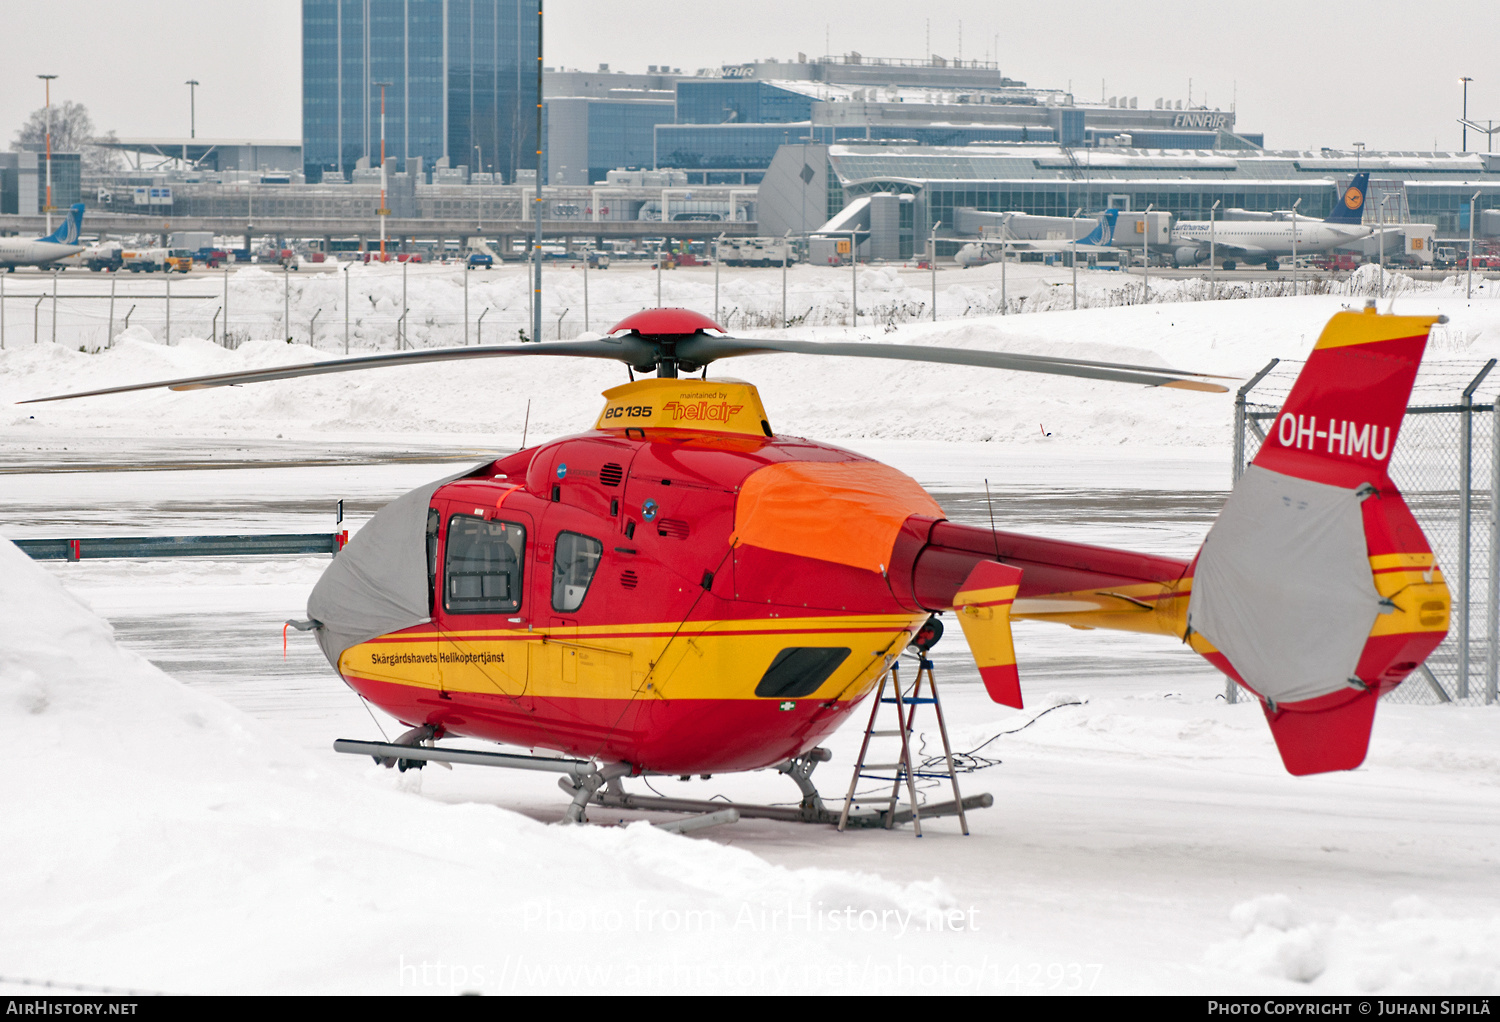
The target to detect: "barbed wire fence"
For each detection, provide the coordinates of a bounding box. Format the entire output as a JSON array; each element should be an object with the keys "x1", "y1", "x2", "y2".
[
  {"x1": 0, "y1": 260, "x2": 1481, "y2": 355},
  {"x1": 1235, "y1": 354, "x2": 1499, "y2": 706}
]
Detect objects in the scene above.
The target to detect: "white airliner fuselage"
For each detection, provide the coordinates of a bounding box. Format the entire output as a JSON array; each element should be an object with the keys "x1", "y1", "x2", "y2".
[
  {"x1": 0, "y1": 237, "x2": 86, "y2": 269},
  {"x1": 0, "y1": 203, "x2": 88, "y2": 270},
  {"x1": 1170, "y1": 216, "x2": 1372, "y2": 268}
]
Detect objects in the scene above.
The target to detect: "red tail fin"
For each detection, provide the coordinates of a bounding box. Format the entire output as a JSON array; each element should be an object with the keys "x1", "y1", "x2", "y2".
[{"x1": 1188, "y1": 309, "x2": 1451, "y2": 774}]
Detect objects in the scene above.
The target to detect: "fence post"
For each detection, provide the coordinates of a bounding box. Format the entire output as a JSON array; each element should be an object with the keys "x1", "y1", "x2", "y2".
[
  {"x1": 1490, "y1": 401, "x2": 1499, "y2": 705},
  {"x1": 1223, "y1": 357, "x2": 1282, "y2": 703},
  {"x1": 1459, "y1": 360, "x2": 1497, "y2": 698},
  {"x1": 1233, "y1": 359, "x2": 1280, "y2": 484}
]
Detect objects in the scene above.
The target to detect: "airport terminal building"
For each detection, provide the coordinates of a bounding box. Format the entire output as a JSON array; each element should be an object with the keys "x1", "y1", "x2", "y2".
[
  {"x1": 757, "y1": 144, "x2": 1500, "y2": 258},
  {"x1": 544, "y1": 54, "x2": 1262, "y2": 188}
]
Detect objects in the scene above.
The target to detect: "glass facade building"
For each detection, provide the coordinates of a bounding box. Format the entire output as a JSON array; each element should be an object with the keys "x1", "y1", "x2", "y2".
[
  {"x1": 302, "y1": 0, "x2": 537, "y2": 183},
  {"x1": 675, "y1": 81, "x2": 814, "y2": 125}
]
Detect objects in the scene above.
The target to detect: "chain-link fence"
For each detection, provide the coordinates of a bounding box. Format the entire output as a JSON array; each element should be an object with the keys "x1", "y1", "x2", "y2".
[{"x1": 1234, "y1": 355, "x2": 1499, "y2": 706}]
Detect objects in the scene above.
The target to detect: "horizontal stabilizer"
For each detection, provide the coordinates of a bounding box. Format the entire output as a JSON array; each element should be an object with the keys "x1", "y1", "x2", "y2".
[
  {"x1": 1263, "y1": 690, "x2": 1379, "y2": 775},
  {"x1": 952, "y1": 561, "x2": 1024, "y2": 708}
]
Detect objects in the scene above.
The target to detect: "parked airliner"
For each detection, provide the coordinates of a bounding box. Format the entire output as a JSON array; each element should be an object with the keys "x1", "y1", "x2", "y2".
[
  {"x1": 0, "y1": 204, "x2": 87, "y2": 271},
  {"x1": 955, "y1": 209, "x2": 1119, "y2": 268},
  {"x1": 1169, "y1": 174, "x2": 1371, "y2": 270}
]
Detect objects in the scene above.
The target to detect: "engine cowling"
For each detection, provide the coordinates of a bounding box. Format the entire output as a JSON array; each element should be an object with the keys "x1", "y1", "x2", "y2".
[{"x1": 1173, "y1": 246, "x2": 1202, "y2": 268}]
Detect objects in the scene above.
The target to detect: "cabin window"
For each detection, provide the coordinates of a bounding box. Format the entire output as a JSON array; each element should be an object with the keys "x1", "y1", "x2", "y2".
[
  {"x1": 552, "y1": 531, "x2": 603, "y2": 612},
  {"x1": 444, "y1": 515, "x2": 526, "y2": 614},
  {"x1": 754, "y1": 647, "x2": 852, "y2": 699}
]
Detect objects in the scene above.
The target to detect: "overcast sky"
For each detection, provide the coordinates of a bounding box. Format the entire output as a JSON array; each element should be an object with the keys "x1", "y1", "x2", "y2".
[{"x1": 2, "y1": 1, "x2": 1495, "y2": 154}]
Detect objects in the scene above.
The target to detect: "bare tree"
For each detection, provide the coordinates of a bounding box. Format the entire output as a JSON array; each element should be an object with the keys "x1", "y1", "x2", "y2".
[{"x1": 11, "y1": 100, "x2": 122, "y2": 175}]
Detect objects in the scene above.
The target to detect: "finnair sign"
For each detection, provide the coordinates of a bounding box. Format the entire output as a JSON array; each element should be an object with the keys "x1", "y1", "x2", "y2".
[{"x1": 1173, "y1": 112, "x2": 1231, "y2": 129}]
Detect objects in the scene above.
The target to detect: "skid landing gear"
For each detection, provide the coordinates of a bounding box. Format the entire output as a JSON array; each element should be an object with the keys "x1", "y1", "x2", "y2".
[
  {"x1": 590, "y1": 747, "x2": 993, "y2": 829},
  {"x1": 333, "y1": 738, "x2": 990, "y2": 829}
]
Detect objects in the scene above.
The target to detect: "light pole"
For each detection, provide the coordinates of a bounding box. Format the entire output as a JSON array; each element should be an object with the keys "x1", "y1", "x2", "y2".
[
  {"x1": 38, "y1": 75, "x2": 56, "y2": 235},
  {"x1": 531, "y1": 0, "x2": 544, "y2": 352},
  {"x1": 1290, "y1": 198, "x2": 1302, "y2": 295},
  {"x1": 1000, "y1": 237, "x2": 1007, "y2": 314},
  {"x1": 849, "y1": 231, "x2": 859, "y2": 327},
  {"x1": 343, "y1": 263, "x2": 350, "y2": 353},
  {"x1": 714, "y1": 232, "x2": 724, "y2": 323},
  {"x1": 1469, "y1": 189, "x2": 1482, "y2": 299},
  {"x1": 1070, "y1": 207, "x2": 1081, "y2": 310},
  {"x1": 1378, "y1": 195, "x2": 1389, "y2": 298},
  {"x1": 473, "y1": 143, "x2": 484, "y2": 238},
  {"x1": 1209, "y1": 199, "x2": 1220, "y2": 299},
  {"x1": 185, "y1": 79, "x2": 199, "y2": 139},
  {"x1": 781, "y1": 230, "x2": 790, "y2": 327},
  {"x1": 931, "y1": 220, "x2": 941, "y2": 320},
  {"x1": 1142, "y1": 204, "x2": 1154, "y2": 303},
  {"x1": 1461, "y1": 77, "x2": 1474, "y2": 151},
  {"x1": 373, "y1": 81, "x2": 392, "y2": 261}
]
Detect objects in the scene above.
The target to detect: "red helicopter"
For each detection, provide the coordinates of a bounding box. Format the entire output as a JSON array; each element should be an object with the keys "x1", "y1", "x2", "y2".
[{"x1": 25, "y1": 306, "x2": 1450, "y2": 825}]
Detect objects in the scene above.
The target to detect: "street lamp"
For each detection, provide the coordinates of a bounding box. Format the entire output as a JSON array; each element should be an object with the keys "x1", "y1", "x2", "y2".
[
  {"x1": 1209, "y1": 199, "x2": 1221, "y2": 299},
  {"x1": 185, "y1": 79, "x2": 199, "y2": 139},
  {"x1": 1460, "y1": 78, "x2": 1474, "y2": 151},
  {"x1": 1142, "y1": 204, "x2": 1154, "y2": 303},
  {"x1": 1290, "y1": 197, "x2": 1302, "y2": 295},
  {"x1": 37, "y1": 74, "x2": 56, "y2": 235},
  {"x1": 1070, "y1": 206, "x2": 1082, "y2": 311},
  {"x1": 1378, "y1": 194, "x2": 1390, "y2": 298},
  {"x1": 1469, "y1": 189, "x2": 1482, "y2": 300},
  {"x1": 373, "y1": 81, "x2": 392, "y2": 262}
]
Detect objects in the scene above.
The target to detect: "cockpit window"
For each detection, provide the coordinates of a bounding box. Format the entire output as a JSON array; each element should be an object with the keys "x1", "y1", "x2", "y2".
[
  {"x1": 444, "y1": 515, "x2": 525, "y2": 614},
  {"x1": 552, "y1": 532, "x2": 603, "y2": 612}
]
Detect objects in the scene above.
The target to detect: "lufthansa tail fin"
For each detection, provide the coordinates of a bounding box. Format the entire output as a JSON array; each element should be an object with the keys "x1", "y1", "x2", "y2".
[
  {"x1": 1322, "y1": 172, "x2": 1369, "y2": 225},
  {"x1": 1186, "y1": 308, "x2": 1450, "y2": 774},
  {"x1": 40, "y1": 203, "x2": 85, "y2": 246}
]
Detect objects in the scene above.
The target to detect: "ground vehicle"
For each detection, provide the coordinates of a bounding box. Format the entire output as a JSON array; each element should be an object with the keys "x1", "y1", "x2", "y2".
[
  {"x1": 194, "y1": 249, "x2": 229, "y2": 269},
  {"x1": 466, "y1": 253, "x2": 493, "y2": 270},
  {"x1": 56, "y1": 241, "x2": 122, "y2": 272},
  {"x1": 1434, "y1": 247, "x2": 1459, "y2": 269},
  {"x1": 23, "y1": 307, "x2": 1451, "y2": 824},
  {"x1": 122, "y1": 248, "x2": 167, "y2": 273},
  {"x1": 587, "y1": 251, "x2": 610, "y2": 269},
  {"x1": 718, "y1": 237, "x2": 799, "y2": 267},
  {"x1": 1312, "y1": 253, "x2": 1361, "y2": 272},
  {"x1": 166, "y1": 250, "x2": 195, "y2": 273}
]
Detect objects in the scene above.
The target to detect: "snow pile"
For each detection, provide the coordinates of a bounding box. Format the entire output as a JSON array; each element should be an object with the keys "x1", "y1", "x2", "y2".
[
  {"x1": 0, "y1": 535, "x2": 973, "y2": 994},
  {"x1": 1207, "y1": 894, "x2": 1500, "y2": 993}
]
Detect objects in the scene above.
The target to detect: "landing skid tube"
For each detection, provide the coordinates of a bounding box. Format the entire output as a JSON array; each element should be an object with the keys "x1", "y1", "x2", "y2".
[
  {"x1": 333, "y1": 738, "x2": 992, "y2": 829},
  {"x1": 589, "y1": 787, "x2": 993, "y2": 828}
]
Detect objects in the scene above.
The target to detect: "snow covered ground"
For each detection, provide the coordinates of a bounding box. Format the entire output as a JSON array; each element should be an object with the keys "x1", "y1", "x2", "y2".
[{"x1": 2, "y1": 279, "x2": 1499, "y2": 994}]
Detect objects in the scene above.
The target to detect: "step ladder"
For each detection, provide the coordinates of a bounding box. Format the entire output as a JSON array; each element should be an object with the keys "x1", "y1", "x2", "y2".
[{"x1": 837, "y1": 655, "x2": 971, "y2": 836}]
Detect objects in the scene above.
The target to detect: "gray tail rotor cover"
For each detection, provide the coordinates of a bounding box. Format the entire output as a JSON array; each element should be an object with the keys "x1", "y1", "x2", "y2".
[{"x1": 1187, "y1": 464, "x2": 1383, "y2": 705}]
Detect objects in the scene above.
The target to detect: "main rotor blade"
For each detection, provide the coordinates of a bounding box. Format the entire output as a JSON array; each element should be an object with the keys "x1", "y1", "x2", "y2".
[
  {"x1": 17, "y1": 339, "x2": 644, "y2": 404},
  {"x1": 678, "y1": 335, "x2": 1232, "y2": 392}
]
